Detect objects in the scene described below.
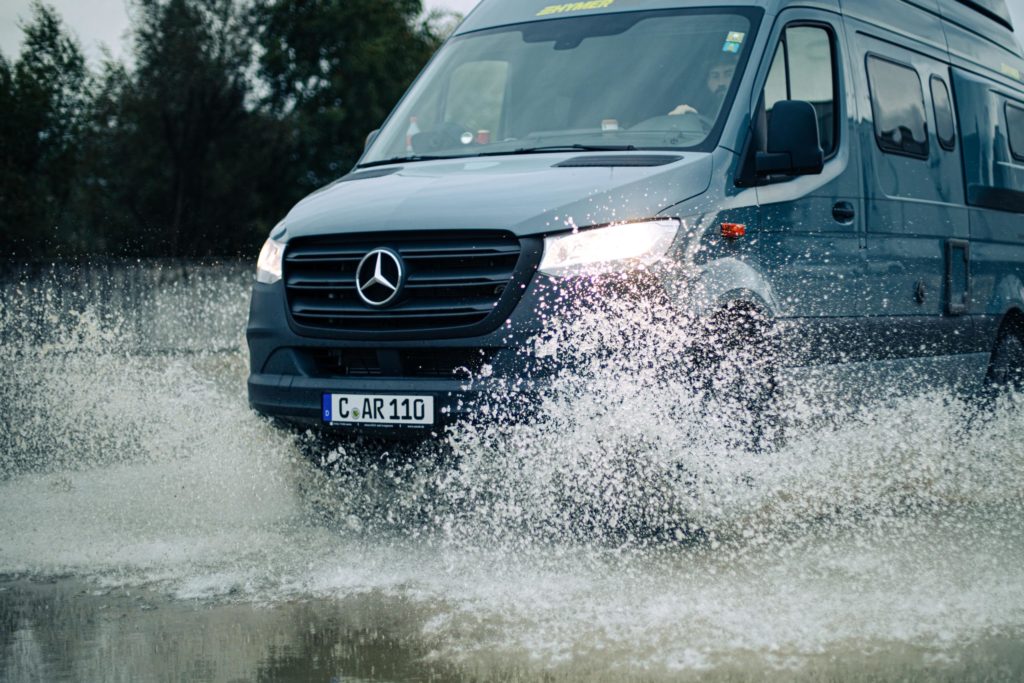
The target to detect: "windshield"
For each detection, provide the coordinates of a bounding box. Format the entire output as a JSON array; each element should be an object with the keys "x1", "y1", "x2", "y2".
[{"x1": 361, "y1": 8, "x2": 760, "y2": 166}]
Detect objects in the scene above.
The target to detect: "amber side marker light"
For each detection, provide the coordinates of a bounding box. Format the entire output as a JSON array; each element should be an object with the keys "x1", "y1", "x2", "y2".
[{"x1": 721, "y1": 223, "x2": 746, "y2": 239}]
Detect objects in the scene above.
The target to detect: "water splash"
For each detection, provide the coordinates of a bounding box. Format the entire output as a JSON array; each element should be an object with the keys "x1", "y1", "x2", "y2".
[{"x1": 1, "y1": 263, "x2": 1023, "y2": 678}]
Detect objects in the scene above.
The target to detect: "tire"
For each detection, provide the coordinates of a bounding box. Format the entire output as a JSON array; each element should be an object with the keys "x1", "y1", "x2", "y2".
[
  {"x1": 987, "y1": 319, "x2": 1024, "y2": 392},
  {"x1": 694, "y1": 304, "x2": 781, "y2": 449}
]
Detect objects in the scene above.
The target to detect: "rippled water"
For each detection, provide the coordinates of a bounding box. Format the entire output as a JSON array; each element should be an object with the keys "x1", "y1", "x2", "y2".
[{"x1": 1, "y1": 262, "x2": 1023, "y2": 681}]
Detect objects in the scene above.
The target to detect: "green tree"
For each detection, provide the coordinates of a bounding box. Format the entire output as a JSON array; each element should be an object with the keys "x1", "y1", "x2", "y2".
[
  {"x1": 0, "y1": 53, "x2": 18, "y2": 245},
  {"x1": 0, "y1": 2, "x2": 90, "y2": 256},
  {"x1": 255, "y1": 0, "x2": 442, "y2": 196},
  {"x1": 67, "y1": 55, "x2": 137, "y2": 254},
  {"x1": 0, "y1": 0, "x2": 446, "y2": 259},
  {"x1": 103, "y1": 0, "x2": 280, "y2": 256}
]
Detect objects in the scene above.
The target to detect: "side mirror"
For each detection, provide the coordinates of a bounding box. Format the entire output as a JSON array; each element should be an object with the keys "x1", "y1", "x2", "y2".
[
  {"x1": 756, "y1": 100, "x2": 824, "y2": 176},
  {"x1": 365, "y1": 129, "x2": 380, "y2": 150}
]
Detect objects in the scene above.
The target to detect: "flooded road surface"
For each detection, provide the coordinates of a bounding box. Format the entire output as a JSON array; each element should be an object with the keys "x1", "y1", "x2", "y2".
[{"x1": 2, "y1": 263, "x2": 1024, "y2": 681}]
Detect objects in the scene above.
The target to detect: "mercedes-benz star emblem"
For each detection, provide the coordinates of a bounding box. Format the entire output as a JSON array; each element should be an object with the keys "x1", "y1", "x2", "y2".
[{"x1": 355, "y1": 248, "x2": 404, "y2": 307}]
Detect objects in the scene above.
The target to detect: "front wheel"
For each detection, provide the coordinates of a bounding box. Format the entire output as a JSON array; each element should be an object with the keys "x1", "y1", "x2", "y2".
[
  {"x1": 693, "y1": 304, "x2": 781, "y2": 450},
  {"x1": 987, "y1": 320, "x2": 1024, "y2": 392}
]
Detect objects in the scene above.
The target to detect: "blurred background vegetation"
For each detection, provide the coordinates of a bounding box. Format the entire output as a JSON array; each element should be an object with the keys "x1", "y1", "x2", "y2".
[{"x1": 0, "y1": 0, "x2": 454, "y2": 258}]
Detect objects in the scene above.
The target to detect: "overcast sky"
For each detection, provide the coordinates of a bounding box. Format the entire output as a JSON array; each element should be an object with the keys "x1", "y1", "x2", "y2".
[
  {"x1": 0, "y1": 0, "x2": 483, "y2": 63},
  {"x1": 1, "y1": 0, "x2": 1022, "y2": 65}
]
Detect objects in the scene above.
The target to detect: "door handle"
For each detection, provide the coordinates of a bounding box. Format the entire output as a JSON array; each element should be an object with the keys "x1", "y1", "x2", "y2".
[{"x1": 832, "y1": 201, "x2": 856, "y2": 223}]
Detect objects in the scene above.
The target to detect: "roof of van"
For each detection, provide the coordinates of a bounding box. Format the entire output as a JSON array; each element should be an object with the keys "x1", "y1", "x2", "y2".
[
  {"x1": 457, "y1": 0, "x2": 1014, "y2": 33},
  {"x1": 455, "y1": 1, "x2": 1022, "y2": 63},
  {"x1": 955, "y1": 0, "x2": 1014, "y2": 30},
  {"x1": 456, "y1": 0, "x2": 774, "y2": 36}
]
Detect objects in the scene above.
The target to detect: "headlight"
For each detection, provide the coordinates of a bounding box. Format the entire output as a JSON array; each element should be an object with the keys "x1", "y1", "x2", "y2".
[
  {"x1": 538, "y1": 218, "x2": 680, "y2": 277},
  {"x1": 256, "y1": 237, "x2": 285, "y2": 284}
]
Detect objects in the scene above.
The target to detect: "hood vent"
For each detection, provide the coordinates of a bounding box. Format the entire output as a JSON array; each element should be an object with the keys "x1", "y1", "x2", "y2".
[{"x1": 555, "y1": 155, "x2": 682, "y2": 168}]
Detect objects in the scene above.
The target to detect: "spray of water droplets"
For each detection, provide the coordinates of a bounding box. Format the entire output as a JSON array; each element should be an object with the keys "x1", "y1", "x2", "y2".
[{"x1": 2, "y1": 262, "x2": 1024, "y2": 677}]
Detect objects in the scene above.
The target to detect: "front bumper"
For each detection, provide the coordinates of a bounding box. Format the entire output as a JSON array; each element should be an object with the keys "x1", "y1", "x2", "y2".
[
  {"x1": 247, "y1": 373, "x2": 539, "y2": 433},
  {"x1": 246, "y1": 272, "x2": 559, "y2": 433}
]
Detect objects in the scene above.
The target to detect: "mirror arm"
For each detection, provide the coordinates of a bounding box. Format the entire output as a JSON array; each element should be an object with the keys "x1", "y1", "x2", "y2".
[{"x1": 755, "y1": 151, "x2": 793, "y2": 175}]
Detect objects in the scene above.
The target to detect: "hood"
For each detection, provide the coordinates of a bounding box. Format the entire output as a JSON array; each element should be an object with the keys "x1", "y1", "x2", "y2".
[{"x1": 279, "y1": 152, "x2": 713, "y2": 240}]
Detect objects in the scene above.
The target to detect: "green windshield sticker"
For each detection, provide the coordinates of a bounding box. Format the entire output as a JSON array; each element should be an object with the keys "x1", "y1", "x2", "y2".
[
  {"x1": 537, "y1": 0, "x2": 615, "y2": 16},
  {"x1": 722, "y1": 31, "x2": 745, "y2": 53},
  {"x1": 1001, "y1": 63, "x2": 1022, "y2": 81}
]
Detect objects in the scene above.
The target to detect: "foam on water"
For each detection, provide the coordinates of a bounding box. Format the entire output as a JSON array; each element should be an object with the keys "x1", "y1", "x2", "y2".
[{"x1": 1, "y1": 264, "x2": 1024, "y2": 677}]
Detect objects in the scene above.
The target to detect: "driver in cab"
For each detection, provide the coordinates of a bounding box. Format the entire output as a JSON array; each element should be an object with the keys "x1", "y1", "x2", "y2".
[{"x1": 668, "y1": 54, "x2": 737, "y2": 118}]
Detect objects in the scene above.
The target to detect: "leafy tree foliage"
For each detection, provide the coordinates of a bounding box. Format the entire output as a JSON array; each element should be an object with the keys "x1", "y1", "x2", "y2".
[
  {"x1": 255, "y1": 0, "x2": 443, "y2": 194},
  {"x1": 0, "y1": 0, "x2": 445, "y2": 258},
  {"x1": 1, "y1": 2, "x2": 90, "y2": 256},
  {"x1": 107, "y1": 0, "x2": 279, "y2": 256}
]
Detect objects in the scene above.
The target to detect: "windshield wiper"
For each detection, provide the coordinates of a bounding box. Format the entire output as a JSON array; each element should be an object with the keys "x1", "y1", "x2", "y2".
[
  {"x1": 356, "y1": 154, "x2": 472, "y2": 169},
  {"x1": 481, "y1": 144, "x2": 638, "y2": 156},
  {"x1": 357, "y1": 144, "x2": 638, "y2": 168}
]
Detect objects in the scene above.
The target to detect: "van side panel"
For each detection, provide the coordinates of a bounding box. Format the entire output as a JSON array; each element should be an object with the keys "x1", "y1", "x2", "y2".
[
  {"x1": 844, "y1": 13, "x2": 978, "y2": 363},
  {"x1": 951, "y1": 67, "x2": 1024, "y2": 339}
]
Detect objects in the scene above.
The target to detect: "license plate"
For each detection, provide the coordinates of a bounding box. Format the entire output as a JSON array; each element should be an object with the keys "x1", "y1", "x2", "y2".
[{"x1": 322, "y1": 393, "x2": 434, "y2": 426}]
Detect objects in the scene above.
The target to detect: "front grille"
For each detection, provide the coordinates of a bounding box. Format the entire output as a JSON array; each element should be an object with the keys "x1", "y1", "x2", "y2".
[
  {"x1": 310, "y1": 348, "x2": 497, "y2": 378},
  {"x1": 284, "y1": 232, "x2": 525, "y2": 334}
]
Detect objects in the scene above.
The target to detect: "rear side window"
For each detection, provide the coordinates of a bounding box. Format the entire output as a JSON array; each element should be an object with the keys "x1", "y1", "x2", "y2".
[
  {"x1": 930, "y1": 76, "x2": 956, "y2": 151},
  {"x1": 763, "y1": 25, "x2": 838, "y2": 156},
  {"x1": 1007, "y1": 102, "x2": 1024, "y2": 162},
  {"x1": 867, "y1": 55, "x2": 929, "y2": 159}
]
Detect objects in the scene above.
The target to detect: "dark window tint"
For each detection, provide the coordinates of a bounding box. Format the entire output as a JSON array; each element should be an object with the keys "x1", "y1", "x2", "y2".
[
  {"x1": 867, "y1": 56, "x2": 929, "y2": 159},
  {"x1": 1007, "y1": 102, "x2": 1024, "y2": 162},
  {"x1": 764, "y1": 25, "x2": 837, "y2": 155},
  {"x1": 931, "y1": 77, "x2": 956, "y2": 151}
]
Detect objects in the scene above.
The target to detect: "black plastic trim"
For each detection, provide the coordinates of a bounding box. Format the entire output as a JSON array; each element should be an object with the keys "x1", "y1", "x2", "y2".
[
  {"x1": 955, "y1": 0, "x2": 1014, "y2": 31},
  {"x1": 337, "y1": 167, "x2": 404, "y2": 182},
  {"x1": 967, "y1": 184, "x2": 1024, "y2": 213},
  {"x1": 554, "y1": 154, "x2": 682, "y2": 168},
  {"x1": 931, "y1": 76, "x2": 957, "y2": 152},
  {"x1": 778, "y1": 315, "x2": 985, "y2": 365},
  {"x1": 1006, "y1": 101, "x2": 1024, "y2": 163},
  {"x1": 945, "y1": 239, "x2": 971, "y2": 316}
]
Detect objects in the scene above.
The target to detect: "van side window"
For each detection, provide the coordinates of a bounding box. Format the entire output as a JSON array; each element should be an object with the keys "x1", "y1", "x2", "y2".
[
  {"x1": 866, "y1": 56, "x2": 929, "y2": 159},
  {"x1": 764, "y1": 25, "x2": 837, "y2": 156},
  {"x1": 931, "y1": 76, "x2": 956, "y2": 151},
  {"x1": 1007, "y1": 102, "x2": 1024, "y2": 162}
]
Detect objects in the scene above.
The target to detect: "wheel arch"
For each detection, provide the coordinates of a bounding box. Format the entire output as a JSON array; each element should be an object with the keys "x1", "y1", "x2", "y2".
[
  {"x1": 669, "y1": 256, "x2": 781, "y2": 320},
  {"x1": 987, "y1": 306, "x2": 1024, "y2": 387},
  {"x1": 997, "y1": 307, "x2": 1024, "y2": 335}
]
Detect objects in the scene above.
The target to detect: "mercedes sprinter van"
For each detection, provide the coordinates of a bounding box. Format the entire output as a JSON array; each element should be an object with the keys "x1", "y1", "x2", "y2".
[{"x1": 247, "y1": 0, "x2": 1024, "y2": 438}]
